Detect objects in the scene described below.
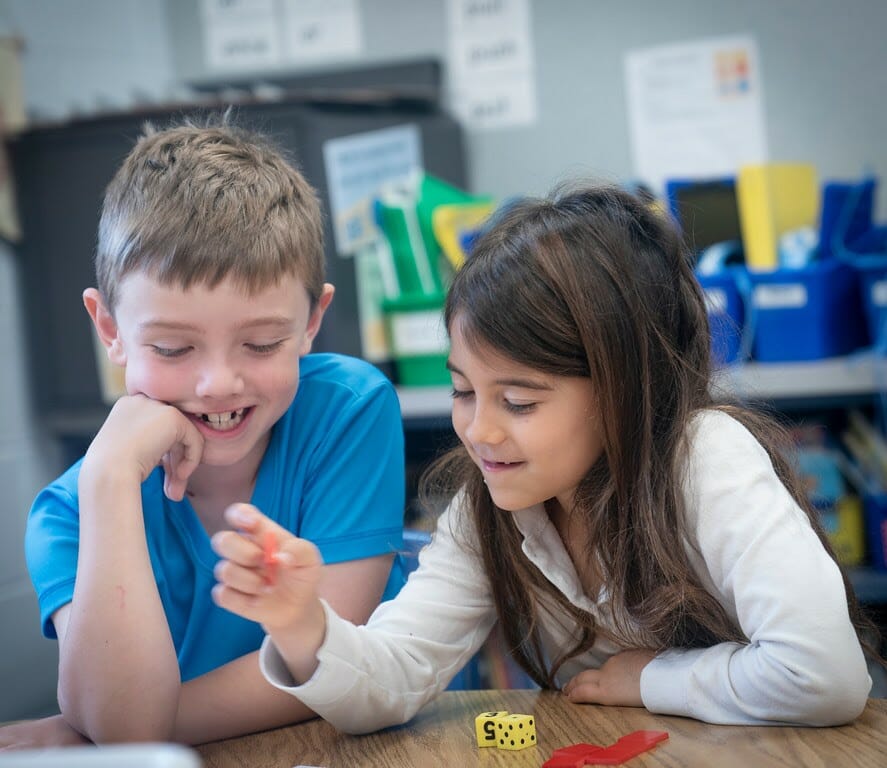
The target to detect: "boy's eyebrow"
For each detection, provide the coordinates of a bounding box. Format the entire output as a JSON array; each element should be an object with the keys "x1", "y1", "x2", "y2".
[
  {"x1": 138, "y1": 320, "x2": 202, "y2": 333},
  {"x1": 237, "y1": 316, "x2": 297, "y2": 330},
  {"x1": 446, "y1": 360, "x2": 554, "y2": 391},
  {"x1": 138, "y1": 316, "x2": 296, "y2": 333}
]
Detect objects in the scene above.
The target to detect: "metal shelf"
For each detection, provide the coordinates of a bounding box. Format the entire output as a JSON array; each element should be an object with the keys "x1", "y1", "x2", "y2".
[
  {"x1": 712, "y1": 352, "x2": 886, "y2": 402},
  {"x1": 397, "y1": 385, "x2": 453, "y2": 420},
  {"x1": 398, "y1": 353, "x2": 887, "y2": 419},
  {"x1": 848, "y1": 567, "x2": 887, "y2": 606}
]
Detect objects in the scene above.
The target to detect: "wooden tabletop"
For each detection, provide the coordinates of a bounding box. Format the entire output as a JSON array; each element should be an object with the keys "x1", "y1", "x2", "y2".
[{"x1": 197, "y1": 689, "x2": 887, "y2": 768}]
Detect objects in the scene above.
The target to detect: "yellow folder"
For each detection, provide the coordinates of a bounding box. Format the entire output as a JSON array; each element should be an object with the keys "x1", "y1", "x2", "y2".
[{"x1": 737, "y1": 163, "x2": 819, "y2": 272}]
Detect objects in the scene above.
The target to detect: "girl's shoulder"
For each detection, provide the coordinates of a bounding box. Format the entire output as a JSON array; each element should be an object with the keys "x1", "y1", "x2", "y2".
[{"x1": 682, "y1": 408, "x2": 773, "y2": 476}]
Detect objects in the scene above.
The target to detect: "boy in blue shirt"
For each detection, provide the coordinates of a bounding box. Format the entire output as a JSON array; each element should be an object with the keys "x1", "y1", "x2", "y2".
[{"x1": 2, "y1": 119, "x2": 405, "y2": 746}]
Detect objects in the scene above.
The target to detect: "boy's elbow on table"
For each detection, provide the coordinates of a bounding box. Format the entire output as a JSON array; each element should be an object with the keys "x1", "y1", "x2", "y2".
[
  {"x1": 62, "y1": 707, "x2": 177, "y2": 745},
  {"x1": 59, "y1": 692, "x2": 177, "y2": 745}
]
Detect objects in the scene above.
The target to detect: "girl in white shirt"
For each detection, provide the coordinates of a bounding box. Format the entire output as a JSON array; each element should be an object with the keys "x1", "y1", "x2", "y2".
[{"x1": 211, "y1": 184, "x2": 878, "y2": 730}]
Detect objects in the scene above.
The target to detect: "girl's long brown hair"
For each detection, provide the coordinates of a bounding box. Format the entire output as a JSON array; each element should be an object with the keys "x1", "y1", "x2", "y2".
[{"x1": 419, "y1": 184, "x2": 880, "y2": 689}]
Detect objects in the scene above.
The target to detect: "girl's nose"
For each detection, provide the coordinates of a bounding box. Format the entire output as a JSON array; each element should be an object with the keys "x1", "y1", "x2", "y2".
[{"x1": 464, "y1": 405, "x2": 505, "y2": 446}]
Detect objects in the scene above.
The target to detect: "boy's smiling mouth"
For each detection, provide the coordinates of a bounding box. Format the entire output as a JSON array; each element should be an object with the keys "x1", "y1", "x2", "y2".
[{"x1": 195, "y1": 407, "x2": 250, "y2": 432}]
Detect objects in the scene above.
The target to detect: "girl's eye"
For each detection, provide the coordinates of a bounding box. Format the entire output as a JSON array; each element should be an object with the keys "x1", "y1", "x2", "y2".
[
  {"x1": 245, "y1": 341, "x2": 284, "y2": 355},
  {"x1": 505, "y1": 400, "x2": 536, "y2": 414},
  {"x1": 150, "y1": 345, "x2": 191, "y2": 358},
  {"x1": 450, "y1": 387, "x2": 474, "y2": 400}
]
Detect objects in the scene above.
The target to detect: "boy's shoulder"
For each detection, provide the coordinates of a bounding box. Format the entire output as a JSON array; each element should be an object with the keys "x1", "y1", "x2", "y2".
[
  {"x1": 298, "y1": 352, "x2": 394, "y2": 401},
  {"x1": 270, "y1": 352, "x2": 400, "y2": 456}
]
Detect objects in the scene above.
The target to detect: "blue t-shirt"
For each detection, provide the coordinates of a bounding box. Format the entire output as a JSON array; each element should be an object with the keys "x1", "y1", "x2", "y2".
[{"x1": 25, "y1": 353, "x2": 406, "y2": 681}]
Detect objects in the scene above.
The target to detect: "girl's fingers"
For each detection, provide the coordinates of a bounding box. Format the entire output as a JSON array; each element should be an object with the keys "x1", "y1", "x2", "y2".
[
  {"x1": 563, "y1": 671, "x2": 602, "y2": 702},
  {"x1": 210, "y1": 529, "x2": 264, "y2": 565},
  {"x1": 224, "y1": 502, "x2": 274, "y2": 534},
  {"x1": 279, "y1": 537, "x2": 322, "y2": 569},
  {"x1": 211, "y1": 583, "x2": 261, "y2": 618},
  {"x1": 213, "y1": 558, "x2": 267, "y2": 595}
]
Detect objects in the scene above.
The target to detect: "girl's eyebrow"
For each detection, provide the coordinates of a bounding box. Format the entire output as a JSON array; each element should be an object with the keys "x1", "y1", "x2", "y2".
[{"x1": 446, "y1": 361, "x2": 553, "y2": 391}]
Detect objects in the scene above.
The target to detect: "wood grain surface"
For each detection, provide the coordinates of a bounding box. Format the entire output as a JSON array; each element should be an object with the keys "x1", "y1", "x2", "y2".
[{"x1": 197, "y1": 689, "x2": 887, "y2": 768}]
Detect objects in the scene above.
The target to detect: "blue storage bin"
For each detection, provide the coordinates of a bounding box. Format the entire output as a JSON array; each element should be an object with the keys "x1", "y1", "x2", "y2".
[
  {"x1": 854, "y1": 254, "x2": 887, "y2": 348},
  {"x1": 863, "y1": 493, "x2": 887, "y2": 571},
  {"x1": 696, "y1": 270, "x2": 745, "y2": 365},
  {"x1": 747, "y1": 260, "x2": 867, "y2": 362}
]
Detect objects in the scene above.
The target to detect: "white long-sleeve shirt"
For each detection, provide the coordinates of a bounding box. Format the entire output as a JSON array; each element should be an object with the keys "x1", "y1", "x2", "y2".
[{"x1": 261, "y1": 410, "x2": 871, "y2": 732}]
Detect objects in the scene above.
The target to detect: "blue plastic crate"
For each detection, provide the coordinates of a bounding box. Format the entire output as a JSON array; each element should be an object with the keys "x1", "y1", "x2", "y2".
[
  {"x1": 696, "y1": 270, "x2": 745, "y2": 365},
  {"x1": 747, "y1": 260, "x2": 867, "y2": 362},
  {"x1": 854, "y1": 255, "x2": 887, "y2": 349},
  {"x1": 863, "y1": 493, "x2": 887, "y2": 571}
]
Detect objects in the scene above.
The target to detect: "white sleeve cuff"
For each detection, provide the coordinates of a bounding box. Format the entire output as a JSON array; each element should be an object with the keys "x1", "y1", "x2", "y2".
[
  {"x1": 640, "y1": 647, "x2": 700, "y2": 717},
  {"x1": 258, "y1": 599, "x2": 362, "y2": 709}
]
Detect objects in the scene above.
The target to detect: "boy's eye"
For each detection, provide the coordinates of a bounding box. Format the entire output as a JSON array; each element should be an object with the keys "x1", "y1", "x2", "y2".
[
  {"x1": 150, "y1": 345, "x2": 191, "y2": 358},
  {"x1": 450, "y1": 387, "x2": 474, "y2": 400},
  {"x1": 245, "y1": 340, "x2": 284, "y2": 355}
]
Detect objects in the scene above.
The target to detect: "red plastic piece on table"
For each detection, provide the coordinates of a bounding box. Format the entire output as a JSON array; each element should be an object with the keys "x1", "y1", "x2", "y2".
[
  {"x1": 543, "y1": 731, "x2": 669, "y2": 767},
  {"x1": 542, "y1": 743, "x2": 601, "y2": 768},
  {"x1": 587, "y1": 731, "x2": 669, "y2": 765},
  {"x1": 262, "y1": 531, "x2": 278, "y2": 585}
]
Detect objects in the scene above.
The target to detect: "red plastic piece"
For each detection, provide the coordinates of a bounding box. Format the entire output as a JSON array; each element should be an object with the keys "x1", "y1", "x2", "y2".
[
  {"x1": 542, "y1": 743, "x2": 600, "y2": 768},
  {"x1": 586, "y1": 731, "x2": 669, "y2": 765},
  {"x1": 543, "y1": 731, "x2": 669, "y2": 768},
  {"x1": 262, "y1": 531, "x2": 278, "y2": 585}
]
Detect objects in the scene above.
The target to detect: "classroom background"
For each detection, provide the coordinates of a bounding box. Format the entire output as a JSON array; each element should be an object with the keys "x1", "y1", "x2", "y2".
[{"x1": 1, "y1": 0, "x2": 886, "y2": 722}]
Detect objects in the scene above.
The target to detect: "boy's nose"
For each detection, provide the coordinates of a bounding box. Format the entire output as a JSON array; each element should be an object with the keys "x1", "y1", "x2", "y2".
[{"x1": 195, "y1": 360, "x2": 245, "y2": 399}]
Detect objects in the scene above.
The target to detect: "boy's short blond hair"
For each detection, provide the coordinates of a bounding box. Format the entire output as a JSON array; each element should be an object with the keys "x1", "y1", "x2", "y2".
[{"x1": 96, "y1": 116, "x2": 324, "y2": 311}]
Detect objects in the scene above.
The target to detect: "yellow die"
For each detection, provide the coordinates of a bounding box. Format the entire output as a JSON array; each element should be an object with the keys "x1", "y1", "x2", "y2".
[
  {"x1": 496, "y1": 713, "x2": 537, "y2": 751},
  {"x1": 474, "y1": 710, "x2": 508, "y2": 748}
]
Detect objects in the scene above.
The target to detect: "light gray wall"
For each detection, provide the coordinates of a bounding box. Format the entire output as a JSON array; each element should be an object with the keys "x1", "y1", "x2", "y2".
[
  {"x1": 0, "y1": 245, "x2": 62, "y2": 720},
  {"x1": 0, "y1": 0, "x2": 885, "y2": 721},
  {"x1": 0, "y1": 0, "x2": 173, "y2": 722},
  {"x1": 167, "y1": 0, "x2": 887, "y2": 215}
]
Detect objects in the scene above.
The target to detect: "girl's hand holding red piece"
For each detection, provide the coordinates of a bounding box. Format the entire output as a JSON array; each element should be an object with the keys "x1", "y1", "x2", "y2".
[{"x1": 211, "y1": 503, "x2": 327, "y2": 683}]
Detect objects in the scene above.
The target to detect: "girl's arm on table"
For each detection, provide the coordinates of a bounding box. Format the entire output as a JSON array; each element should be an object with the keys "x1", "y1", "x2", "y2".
[{"x1": 640, "y1": 413, "x2": 870, "y2": 726}]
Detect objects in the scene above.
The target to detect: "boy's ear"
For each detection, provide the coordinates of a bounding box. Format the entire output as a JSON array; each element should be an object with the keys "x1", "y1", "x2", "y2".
[
  {"x1": 299, "y1": 283, "x2": 335, "y2": 356},
  {"x1": 83, "y1": 288, "x2": 126, "y2": 366}
]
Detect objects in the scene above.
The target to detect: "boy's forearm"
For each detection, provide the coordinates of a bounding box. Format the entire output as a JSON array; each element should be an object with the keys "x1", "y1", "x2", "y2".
[
  {"x1": 61, "y1": 471, "x2": 181, "y2": 742},
  {"x1": 173, "y1": 652, "x2": 317, "y2": 745}
]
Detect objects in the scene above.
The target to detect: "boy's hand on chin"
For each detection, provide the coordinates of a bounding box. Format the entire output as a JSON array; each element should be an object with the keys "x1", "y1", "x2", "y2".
[
  {"x1": 562, "y1": 649, "x2": 656, "y2": 707},
  {"x1": 82, "y1": 394, "x2": 204, "y2": 501}
]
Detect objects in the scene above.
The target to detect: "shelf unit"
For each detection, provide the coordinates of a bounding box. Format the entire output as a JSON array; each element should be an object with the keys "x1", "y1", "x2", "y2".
[{"x1": 397, "y1": 352, "x2": 887, "y2": 420}]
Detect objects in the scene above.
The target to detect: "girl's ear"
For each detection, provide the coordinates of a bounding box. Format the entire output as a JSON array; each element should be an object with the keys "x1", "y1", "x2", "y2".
[
  {"x1": 83, "y1": 288, "x2": 126, "y2": 366},
  {"x1": 299, "y1": 283, "x2": 335, "y2": 356}
]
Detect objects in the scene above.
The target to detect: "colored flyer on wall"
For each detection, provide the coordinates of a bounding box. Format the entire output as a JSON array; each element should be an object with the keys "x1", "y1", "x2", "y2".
[{"x1": 624, "y1": 34, "x2": 769, "y2": 194}]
